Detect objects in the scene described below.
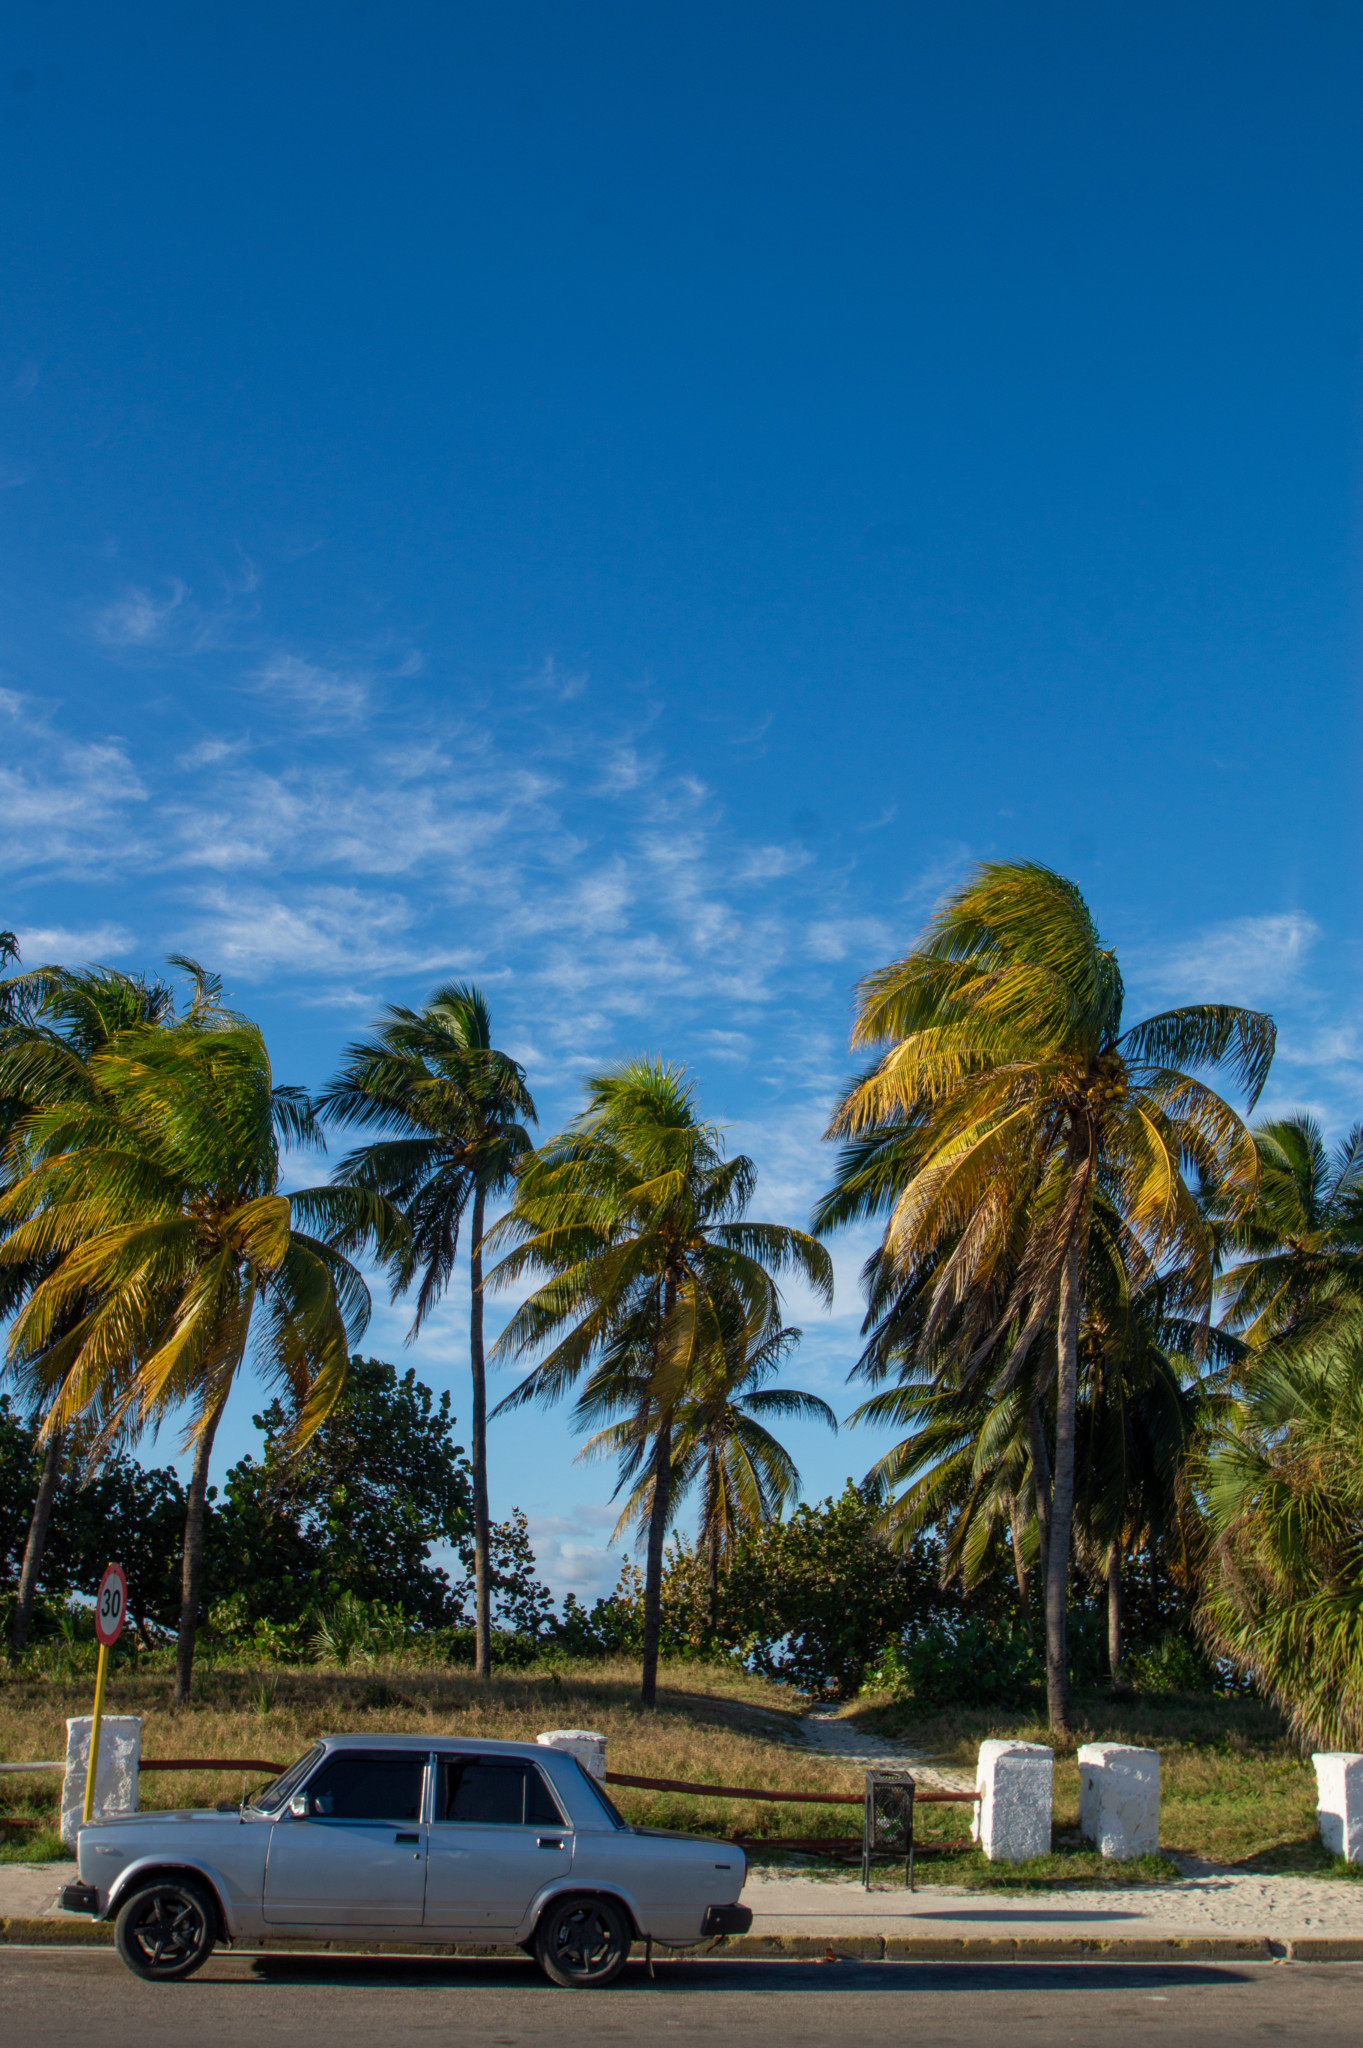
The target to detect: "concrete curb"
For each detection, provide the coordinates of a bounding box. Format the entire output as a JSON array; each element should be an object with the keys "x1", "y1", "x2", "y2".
[
  {"x1": 4, "y1": 1917, "x2": 1363, "y2": 1962},
  {"x1": 720, "y1": 1933, "x2": 1291, "y2": 1961}
]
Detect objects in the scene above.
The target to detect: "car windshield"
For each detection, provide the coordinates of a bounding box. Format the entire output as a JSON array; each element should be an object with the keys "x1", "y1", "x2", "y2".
[{"x1": 244, "y1": 1744, "x2": 324, "y2": 1815}]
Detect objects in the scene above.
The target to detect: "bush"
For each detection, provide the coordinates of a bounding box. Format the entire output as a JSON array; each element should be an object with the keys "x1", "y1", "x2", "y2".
[
  {"x1": 1128, "y1": 1631, "x2": 1225, "y2": 1696},
  {"x1": 867, "y1": 1613, "x2": 1045, "y2": 1710}
]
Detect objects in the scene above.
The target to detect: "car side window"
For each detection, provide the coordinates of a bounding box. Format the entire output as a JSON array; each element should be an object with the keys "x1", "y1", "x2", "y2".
[
  {"x1": 301, "y1": 1753, "x2": 424, "y2": 1822},
  {"x1": 438, "y1": 1759, "x2": 564, "y2": 1827}
]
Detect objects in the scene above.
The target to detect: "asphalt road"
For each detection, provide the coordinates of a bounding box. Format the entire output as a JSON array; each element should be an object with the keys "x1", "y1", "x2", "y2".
[{"x1": 4, "y1": 1948, "x2": 1362, "y2": 2047}]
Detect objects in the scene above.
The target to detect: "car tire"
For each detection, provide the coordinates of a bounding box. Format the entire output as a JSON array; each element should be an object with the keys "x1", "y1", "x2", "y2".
[
  {"x1": 533, "y1": 1892, "x2": 632, "y2": 1988},
  {"x1": 114, "y1": 1879, "x2": 218, "y2": 1982}
]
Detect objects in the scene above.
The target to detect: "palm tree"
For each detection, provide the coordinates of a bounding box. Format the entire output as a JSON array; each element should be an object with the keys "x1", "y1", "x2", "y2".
[
  {"x1": 1069, "y1": 1252, "x2": 1210, "y2": 1688},
  {"x1": 489, "y1": 1059, "x2": 832, "y2": 1705},
  {"x1": 1198, "y1": 1305, "x2": 1363, "y2": 1750},
  {"x1": 316, "y1": 984, "x2": 537, "y2": 1680},
  {"x1": 815, "y1": 861, "x2": 1274, "y2": 1730},
  {"x1": 0, "y1": 962, "x2": 176, "y2": 1657},
  {"x1": 577, "y1": 1309, "x2": 837, "y2": 1634},
  {"x1": 1, "y1": 972, "x2": 392, "y2": 1699},
  {"x1": 1218, "y1": 1115, "x2": 1363, "y2": 1346}
]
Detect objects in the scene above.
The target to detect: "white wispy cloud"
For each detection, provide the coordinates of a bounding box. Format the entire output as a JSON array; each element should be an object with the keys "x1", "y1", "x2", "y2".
[
  {"x1": 176, "y1": 736, "x2": 252, "y2": 770},
  {"x1": 524, "y1": 1504, "x2": 624, "y2": 1601},
  {"x1": 11, "y1": 921, "x2": 135, "y2": 962},
  {"x1": 178, "y1": 883, "x2": 479, "y2": 984},
  {"x1": 94, "y1": 581, "x2": 189, "y2": 646},
  {"x1": 803, "y1": 914, "x2": 891, "y2": 964},
  {"x1": 0, "y1": 694, "x2": 148, "y2": 877},
  {"x1": 1144, "y1": 912, "x2": 1320, "y2": 1007},
  {"x1": 248, "y1": 652, "x2": 372, "y2": 724}
]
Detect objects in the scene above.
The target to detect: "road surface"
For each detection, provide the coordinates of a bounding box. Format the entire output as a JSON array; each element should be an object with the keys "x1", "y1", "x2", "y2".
[{"x1": 3, "y1": 1947, "x2": 1361, "y2": 2046}]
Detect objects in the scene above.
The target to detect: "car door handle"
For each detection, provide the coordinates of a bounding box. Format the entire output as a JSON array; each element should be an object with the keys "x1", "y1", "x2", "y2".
[
  {"x1": 538, "y1": 1837, "x2": 565, "y2": 1849},
  {"x1": 395, "y1": 1832, "x2": 420, "y2": 1844}
]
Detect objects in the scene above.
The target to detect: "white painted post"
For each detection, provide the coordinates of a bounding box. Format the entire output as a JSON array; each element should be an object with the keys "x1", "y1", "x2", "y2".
[
  {"x1": 61, "y1": 1715, "x2": 141, "y2": 1846},
  {"x1": 972, "y1": 1739, "x2": 1052, "y2": 1862},
  {"x1": 1312, "y1": 1753, "x2": 1363, "y2": 1864},
  {"x1": 536, "y1": 1728, "x2": 608, "y2": 1783},
  {"x1": 1077, "y1": 1742, "x2": 1160, "y2": 1858}
]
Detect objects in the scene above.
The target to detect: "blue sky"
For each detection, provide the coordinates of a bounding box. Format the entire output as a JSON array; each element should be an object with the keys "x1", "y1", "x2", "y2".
[{"x1": 3, "y1": 2, "x2": 1360, "y2": 1601}]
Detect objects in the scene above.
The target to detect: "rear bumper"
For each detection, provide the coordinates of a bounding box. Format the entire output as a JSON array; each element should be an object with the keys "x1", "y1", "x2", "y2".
[
  {"x1": 702, "y1": 1904, "x2": 753, "y2": 1937},
  {"x1": 59, "y1": 1883, "x2": 101, "y2": 1917}
]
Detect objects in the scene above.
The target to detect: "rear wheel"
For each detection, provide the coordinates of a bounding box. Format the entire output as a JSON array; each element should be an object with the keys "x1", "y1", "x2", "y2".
[
  {"x1": 533, "y1": 1892, "x2": 632, "y2": 1988},
  {"x1": 114, "y1": 1879, "x2": 218, "y2": 1982}
]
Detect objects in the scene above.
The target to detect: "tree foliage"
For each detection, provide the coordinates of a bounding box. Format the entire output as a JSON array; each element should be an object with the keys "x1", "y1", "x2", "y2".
[{"x1": 206, "y1": 1357, "x2": 474, "y2": 1632}]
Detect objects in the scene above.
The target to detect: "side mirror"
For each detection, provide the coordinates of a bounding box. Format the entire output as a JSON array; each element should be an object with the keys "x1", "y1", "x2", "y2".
[{"x1": 288, "y1": 1793, "x2": 308, "y2": 1818}]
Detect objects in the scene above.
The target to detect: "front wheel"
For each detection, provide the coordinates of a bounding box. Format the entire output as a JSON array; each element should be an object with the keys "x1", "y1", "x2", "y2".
[
  {"x1": 533, "y1": 1892, "x2": 632, "y2": 1988},
  {"x1": 114, "y1": 1879, "x2": 218, "y2": 1982}
]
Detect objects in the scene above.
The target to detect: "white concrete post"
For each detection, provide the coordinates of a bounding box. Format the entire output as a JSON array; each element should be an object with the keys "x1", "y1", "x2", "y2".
[
  {"x1": 61, "y1": 1715, "x2": 142, "y2": 1847},
  {"x1": 972, "y1": 1739, "x2": 1053, "y2": 1862},
  {"x1": 536, "y1": 1728, "x2": 608, "y2": 1783},
  {"x1": 1077, "y1": 1742, "x2": 1160, "y2": 1858},
  {"x1": 1312, "y1": 1753, "x2": 1363, "y2": 1864}
]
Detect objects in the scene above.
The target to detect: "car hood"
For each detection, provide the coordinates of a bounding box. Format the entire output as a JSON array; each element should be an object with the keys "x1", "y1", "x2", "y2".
[{"x1": 85, "y1": 1807, "x2": 243, "y2": 1829}]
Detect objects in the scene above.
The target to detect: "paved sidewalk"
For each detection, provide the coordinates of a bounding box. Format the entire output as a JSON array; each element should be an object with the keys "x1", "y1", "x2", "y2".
[
  {"x1": 0, "y1": 1862, "x2": 75, "y2": 1919},
  {"x1": 742, "y1": 1866, "x2": 1363, "y2": 1945}
]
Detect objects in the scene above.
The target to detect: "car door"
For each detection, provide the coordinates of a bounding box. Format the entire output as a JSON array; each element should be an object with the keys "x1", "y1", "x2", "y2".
[
  {"x1": 423, "y1": 1755, "x2": 572, "y2": 1935},
  {"x1": 263, "y1": 1750, "x2": 428, "y2": 1927}
]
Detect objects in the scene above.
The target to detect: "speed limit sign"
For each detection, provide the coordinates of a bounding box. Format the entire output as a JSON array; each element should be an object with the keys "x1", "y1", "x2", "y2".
[{"x1": 94, "y1": 1562, "x2": 127, "y2": 1648}]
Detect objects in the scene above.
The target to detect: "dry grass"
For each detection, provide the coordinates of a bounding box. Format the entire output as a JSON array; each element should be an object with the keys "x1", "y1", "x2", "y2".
[
  {"x1": 1, "y1": 1660, "x2": 1336, "y2": 1880},
  {"x1": 852, "y1": 1687, "x2": 1325, "y2": 1872},
  {"x1": 0, "y1": 1656, "x2": 866, "y2": 1856}
]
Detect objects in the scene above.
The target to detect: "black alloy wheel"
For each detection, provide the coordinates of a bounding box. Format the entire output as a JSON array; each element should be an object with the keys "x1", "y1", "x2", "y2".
[
  {"x1": 533, "y1": 1892, "x2": 632, "y2": 1988},
  {"x1": 113, "y1": 1879, "x2": 218, "y2": 1982}
]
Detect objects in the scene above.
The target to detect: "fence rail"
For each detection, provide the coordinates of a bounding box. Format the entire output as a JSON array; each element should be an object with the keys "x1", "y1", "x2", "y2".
[
  {"x1": 140, "y1": 1758, "x2": 288, "y2": 1773},
  {"x1": 605, "y1": 1769, "x2": 978, "y2": 1805},
  {"x1": 1, "y1": 1757, "x2": 981, "y2": 1807}
]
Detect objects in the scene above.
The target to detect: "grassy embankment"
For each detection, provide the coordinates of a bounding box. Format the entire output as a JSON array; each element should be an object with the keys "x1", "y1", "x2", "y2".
[
  {"x1": 0, "y1": 1657, "x2": 1341, "y2": 1885},
  {"x1": 852, "y1": 1686, "x2": 1346, "y2": 1884},
  {"x1": 0, "y1": 1657, "x2": 858, "y2": 1865}
]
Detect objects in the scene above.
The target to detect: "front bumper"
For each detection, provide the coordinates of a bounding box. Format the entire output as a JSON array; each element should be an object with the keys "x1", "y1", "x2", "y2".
[
  {"x1": 702, "y1": 1903, "x2": 753, "y2": 1937},
  {"x1": 59, "y1": 1883, "x2": 101, "y2": 1917}
]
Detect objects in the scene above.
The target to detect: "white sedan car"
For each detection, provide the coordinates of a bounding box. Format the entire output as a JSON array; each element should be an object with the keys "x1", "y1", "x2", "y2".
[{"x1": 61, "y1": 1732, "x2": 752, "y2": 1987}]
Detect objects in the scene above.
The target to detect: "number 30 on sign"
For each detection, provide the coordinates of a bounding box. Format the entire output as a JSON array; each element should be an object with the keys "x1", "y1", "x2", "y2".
[{"x1": 95, "y1": 1561, "x2": 127, "y2": 1648}]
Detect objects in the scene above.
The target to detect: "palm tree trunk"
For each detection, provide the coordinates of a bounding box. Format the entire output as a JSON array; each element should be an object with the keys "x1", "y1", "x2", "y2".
[
  {"x1": 1026, "y1": 1401, "x2": 1051, "y2": 1636},
  {"x1": 639, "y1": 1414, "x2": 673, "y2": 1708},
  {"x1": 174, "y1": 1392, "x2": 229, "y2": 1706},
  {"x1": 469, "y1": 1182, "x2": 492, "y2": 1680},
  {"x1": 1107, "y1": 1549, "x2": 1124, "y2": 1688},
  {"x1": 1045, "y1": 1226, "x2": 1085, "y2": 1735},
  {"x1": 706, "y1": 1508, "x2": 721, "y2": 1638},
  {"x1": 8, "y1": 1424, "x2": 64, "y2": 1660}
]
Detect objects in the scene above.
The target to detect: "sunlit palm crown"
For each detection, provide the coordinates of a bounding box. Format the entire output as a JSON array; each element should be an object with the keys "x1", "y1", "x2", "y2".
[
  {"x1": 816, "y1": 862, "x2": 1274, "y2": 1385},
  {"x1": 575, "y1": 1299, "x2": 835, "y2": 1545},
  {"x1": 0, "y1": 970, "x2": 390, "y2": 1451},
  {"x1": 316, "y1": 981, "x2": 537, "y2": 1334},
  {"x1": 489, "y1": 1059, "x2": 833, "y2": 1412}
]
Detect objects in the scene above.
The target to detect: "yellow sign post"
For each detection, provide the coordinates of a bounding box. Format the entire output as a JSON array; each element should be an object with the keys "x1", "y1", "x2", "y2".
[{"x1": 82, "y1": 1562, "x2": 127, "y2": 1828}]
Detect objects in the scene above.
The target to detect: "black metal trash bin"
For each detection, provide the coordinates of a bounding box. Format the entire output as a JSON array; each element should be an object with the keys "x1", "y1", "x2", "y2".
[{"x1": 862, "y1": 1768, "x2": 916, "y2": 1891}]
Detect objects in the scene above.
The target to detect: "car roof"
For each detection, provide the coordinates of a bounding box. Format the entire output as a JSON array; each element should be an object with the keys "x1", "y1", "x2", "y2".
[{"x1": 315, "y1": 1733, "x2": 559, "y2": 1759}]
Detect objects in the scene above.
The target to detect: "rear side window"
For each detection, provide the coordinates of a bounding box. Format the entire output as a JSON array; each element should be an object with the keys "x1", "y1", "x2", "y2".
[
  {"x1": 437, "y1": 1758, "x2": 563, "y2": 1827},
  {"x1": 569, "y1": 1758, "x2": 626, "y2": 1829},
  {"x1": 301, "y1": 1753, "x2": 425, "y2": 1822}
]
